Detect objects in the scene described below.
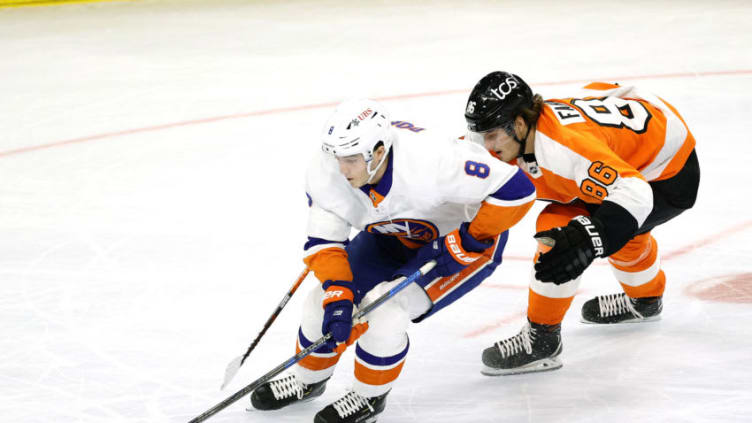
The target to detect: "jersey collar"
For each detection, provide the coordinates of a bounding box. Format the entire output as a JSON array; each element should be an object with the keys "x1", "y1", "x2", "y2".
[{"x1": 359, "y1": 150, "x2": 394, "y2": 207}]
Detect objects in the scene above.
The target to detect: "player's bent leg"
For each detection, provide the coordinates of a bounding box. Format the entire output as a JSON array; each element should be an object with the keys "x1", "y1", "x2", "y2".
[
  {"x1": 294, "y1": 285, "x2": 344, "y2": 381},
  {"x1": 481, "y1": 205, "x2": 583, "y2": 376},
  {"x1": 352, "y1": 291, "x2": 410, "y2": 398},
  {"x1": 480, "y1": 271, "x2": 574, "y2": 376},
  {"x1": 527, "y1": 205, "x2": 584, "y2": 329},
  {"x1": 581, "y1": 233, "x2": 664, "y2": 324},
  {"x1": 250, "y1": 285, "x2": 340, "y2": 411},
  {"x1": 314, "y1": 288, "x2": 410, "y2": 423},
  {"x1": 580, "y1": 151, "x2": 699, "y2": 325}
]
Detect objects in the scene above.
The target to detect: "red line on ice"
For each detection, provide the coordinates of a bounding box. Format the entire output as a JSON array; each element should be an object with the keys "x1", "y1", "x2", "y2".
[
  {"x1": 2, "y1": 68, "x2": 751, "y2": 158},
  {"x1": 662, "y1": 219, "x2": 752, "y2": 260}
]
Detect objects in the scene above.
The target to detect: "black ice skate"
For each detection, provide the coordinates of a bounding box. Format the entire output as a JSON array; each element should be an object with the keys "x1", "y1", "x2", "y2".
[
  {"x1": 581, "y1": 293, "x2": 662, "y2": 324},
  {"x1": 481, "y1": 320, "x2": 562, "y2": 376},
  {"x1": 314, "y1": 390, "x2": 389, "y2": 423},
  {"x1": 249, "y1": 373, "x2": 328, "y2": 411}
]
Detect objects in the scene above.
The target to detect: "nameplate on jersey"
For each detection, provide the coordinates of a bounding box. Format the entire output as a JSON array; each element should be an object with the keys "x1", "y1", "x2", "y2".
[
  {"x1": 365, "y1": 218, "x2": 439, "y2": 242},
  {"x1": 546, "y1": 101, "x2": 585, "y2": 125}
]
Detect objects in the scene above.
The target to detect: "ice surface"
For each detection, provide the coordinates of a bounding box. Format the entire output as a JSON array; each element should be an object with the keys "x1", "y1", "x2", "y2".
[{"x1": 1, "y1": 1, "x2": 751, "y2": 422}]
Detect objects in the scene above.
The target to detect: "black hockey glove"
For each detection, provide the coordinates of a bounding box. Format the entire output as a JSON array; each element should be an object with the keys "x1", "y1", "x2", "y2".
[{"x1": 534, "y1": 215, "x2": 607, "y2": 284}]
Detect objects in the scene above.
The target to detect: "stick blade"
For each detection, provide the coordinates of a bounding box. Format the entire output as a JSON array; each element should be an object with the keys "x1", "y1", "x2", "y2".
[{"x1": 220, "y1": 355, "x2": 244, "y2": 390}]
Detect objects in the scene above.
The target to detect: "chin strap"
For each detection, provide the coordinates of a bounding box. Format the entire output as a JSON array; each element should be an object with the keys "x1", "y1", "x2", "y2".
[
  {"x1": 516, "y1": 122, "x2": 541, "y2": 179},
  {"x1": 365, "y1": 150, "x2": 389, "y2": 184},
  {"x1": 513, "y1": 123, "x2": 533, "y2": 159}
]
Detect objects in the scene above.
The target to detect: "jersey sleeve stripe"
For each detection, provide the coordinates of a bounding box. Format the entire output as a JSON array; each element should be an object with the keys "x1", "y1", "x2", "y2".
[
  {"x1": 650, "y1": 96, "x2": 697, "y2": 181},
  {"x1": 484, "y1": 192, "x2": 536, "y2": 207},
  {"x1": 488, "y1": 167, "x2": 536, "y2": 201},
  {"x1": 535, "y1": 131, "x2": 588, "y2": 182},
  {"x1": 304, "y1": 237, "x2": 347, "y2": 255},
  {"x1": 303, "y1": 242, "x2": 347, "y2": 259},
  {"x1": 603, "y1": 176, "x2": 653, "y2": 227},
  {"x1": 639, "y1": 96, "x2": 690, "y2": 180}
]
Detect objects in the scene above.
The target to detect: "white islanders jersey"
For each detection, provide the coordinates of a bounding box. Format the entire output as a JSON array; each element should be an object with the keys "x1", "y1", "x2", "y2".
[{"x1": 304, "y1": 122, "x2": 533, "y2": 260}]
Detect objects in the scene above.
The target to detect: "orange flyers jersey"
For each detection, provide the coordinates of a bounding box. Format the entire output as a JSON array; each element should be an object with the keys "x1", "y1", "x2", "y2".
[{"x1": 521, "y1": 82, "x2": 696, "y2": 227}]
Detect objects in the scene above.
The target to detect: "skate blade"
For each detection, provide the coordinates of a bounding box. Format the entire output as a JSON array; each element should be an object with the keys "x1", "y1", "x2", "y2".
[
  {"x1": 245, "y1": 394, "x2": 319, "y2": 412},
  {"x1": 580, "y1": 314, "x2": 661, "y2": 324},
  {"x1": 481, "y1": 357, "x2": 562, "y2": 376}
]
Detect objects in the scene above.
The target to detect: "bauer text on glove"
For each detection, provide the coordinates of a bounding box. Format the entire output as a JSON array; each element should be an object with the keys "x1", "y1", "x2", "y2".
[{"x1": 534, "y1": 215, "x2": 606, "y2": 284}]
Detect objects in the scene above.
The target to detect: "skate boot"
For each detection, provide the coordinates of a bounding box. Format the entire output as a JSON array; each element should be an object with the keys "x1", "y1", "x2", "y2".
[
  {"x1": 313, "y1": 390, "x2": 389, "y2": 423},
  {"x1": 581, "y1": 293, "x2": 662, "y2": 324},
  {"x1": 249, "y1": 373, "x2": 329, "y2": 411},
  {"x1": 481, "y1": 320, "x2": 562, "y2": 376}
]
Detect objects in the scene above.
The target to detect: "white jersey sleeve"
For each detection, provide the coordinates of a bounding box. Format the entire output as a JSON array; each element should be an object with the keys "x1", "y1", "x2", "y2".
[
  {"x1": 302, "y1": 151, "x2": 356, "y2": 283},
  {"x1": 437, "y1": 137, "x2": 535, "y2": 206},
  {"x1": 435, "y1": 137, "x2": 536, "y2": 240}
]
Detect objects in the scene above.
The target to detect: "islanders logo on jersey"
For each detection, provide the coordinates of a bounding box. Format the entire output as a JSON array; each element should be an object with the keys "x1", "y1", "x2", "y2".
[{"x1": 365, "y1": 218, "x2": 439, "y2": 243}]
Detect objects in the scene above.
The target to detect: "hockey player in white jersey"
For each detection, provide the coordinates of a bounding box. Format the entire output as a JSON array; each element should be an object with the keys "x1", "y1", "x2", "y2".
[{"x1": 248, "y1": 99, "x2": 536, "y2": 422}]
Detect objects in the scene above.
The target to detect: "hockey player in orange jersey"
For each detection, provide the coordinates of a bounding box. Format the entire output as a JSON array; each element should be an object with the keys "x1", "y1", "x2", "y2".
[{"x1": 463, "y1": 71, "x2": 700, "y2": 375}]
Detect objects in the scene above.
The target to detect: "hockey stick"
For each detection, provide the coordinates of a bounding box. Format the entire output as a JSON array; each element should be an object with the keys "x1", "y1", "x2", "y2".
[
  {"x1": 221, "y1": 267, "x2": 310, "y2": 390},
  {"x1": 187, "y1": 260, "x2": 436, "y2": 423}
]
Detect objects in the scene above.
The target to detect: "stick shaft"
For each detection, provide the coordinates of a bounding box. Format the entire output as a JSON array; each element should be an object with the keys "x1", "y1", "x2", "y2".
[
  {"x1": 189, "y1": 261, "x2": 434, "y2": 423},
  {"x1": 190, "y1": 335, "x2": 330, "y2": 423},
  {"x1": 239, "y1": 268, "x2": 309, "y2": 366}
]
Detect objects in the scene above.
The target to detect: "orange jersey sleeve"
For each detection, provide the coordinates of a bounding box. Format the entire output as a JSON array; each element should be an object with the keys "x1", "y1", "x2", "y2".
[
  {"x1": 303, "y1": 200, "x2": 354, "y2": 284},
  {"x1": 467, "y1": 168, "x2": 536, "y2": 240},
  {"x1": 468, "y1": 200, "x2": 534, "y2": 241},
  {"x1": 303, "y1": 246, "x2": 353, "y2": 284}
]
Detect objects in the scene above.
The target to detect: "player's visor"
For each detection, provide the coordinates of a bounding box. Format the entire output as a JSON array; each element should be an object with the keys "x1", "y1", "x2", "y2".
[
  {"x1": 466, "y1": 130, "x2": 486, "y2": 147},
  {"x1": 466, "y1": 121, "x2": 515, "y2": 148}
]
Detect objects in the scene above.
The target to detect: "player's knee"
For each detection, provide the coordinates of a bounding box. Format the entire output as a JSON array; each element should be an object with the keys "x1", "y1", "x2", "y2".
[
  {"x1": 610, "y1": 233, "x2": 654, "y2": 263},
  {"x1": 361, "y1": 296, "x2": 409, "y2": 341}
]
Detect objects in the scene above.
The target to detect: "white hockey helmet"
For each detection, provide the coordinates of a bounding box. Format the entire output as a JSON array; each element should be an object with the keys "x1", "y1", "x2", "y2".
[{"x1": 321, "y1": 99, "x2": 394, "y2": 181}]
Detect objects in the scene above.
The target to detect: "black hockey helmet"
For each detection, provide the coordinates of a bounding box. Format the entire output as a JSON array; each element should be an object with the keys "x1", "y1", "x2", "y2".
[{"x1": 465, "y1": 71, "x2": 534, "y2": 135}]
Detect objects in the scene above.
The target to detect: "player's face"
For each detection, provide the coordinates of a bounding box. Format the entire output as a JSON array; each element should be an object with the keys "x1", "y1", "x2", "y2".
[
  {"x1": 337, "y1": 154, "x2": 369, "y2": 188},
  {"x1": 483, "y1": 128, "x2": 520, "y2": 162}
]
